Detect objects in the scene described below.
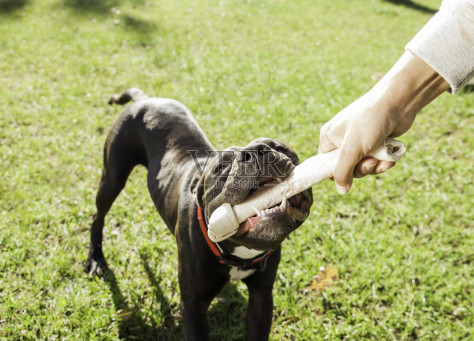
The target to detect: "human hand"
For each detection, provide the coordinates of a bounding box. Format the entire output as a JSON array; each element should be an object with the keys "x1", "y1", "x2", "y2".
[
  {"x1": 318, "y1": 51, "x2": 449, "y2": 194},
  {"x1": 318, "y1": 95, "x2": 406, "y2": 194}
]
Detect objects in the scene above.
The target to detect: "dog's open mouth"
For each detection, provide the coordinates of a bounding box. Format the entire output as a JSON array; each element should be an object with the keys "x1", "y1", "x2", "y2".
[{"x1": 236, "y1": 177, "x2": 311, "y2": 236}]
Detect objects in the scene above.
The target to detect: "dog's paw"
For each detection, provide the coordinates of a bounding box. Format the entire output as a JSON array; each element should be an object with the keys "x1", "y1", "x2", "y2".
[{"x1": 84, "y1": 257, "x2": 107, "y2": 277}]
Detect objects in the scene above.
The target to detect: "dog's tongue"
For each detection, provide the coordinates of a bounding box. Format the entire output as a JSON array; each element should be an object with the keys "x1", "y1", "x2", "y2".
[
  {"x1": 237, "y1": 216, "x2": 261, "y2": 235},
  {"x1": 235, "y1": 177, "x2": 275, "y2": 235}
]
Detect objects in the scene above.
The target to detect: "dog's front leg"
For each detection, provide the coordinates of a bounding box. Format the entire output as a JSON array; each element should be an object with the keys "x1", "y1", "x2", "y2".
[
  {"x1": 178, "y1": 260, "x2": 228, "y2": 340},
  {"x1": 245, "y1": 285, "x2": 274, "y2": 341},
  {"x1": 181, "y1": 298, "x2": 213, "y2": 341},
  {"x1": 243, "y1": 251, "x2": 281, "y2": 341}
]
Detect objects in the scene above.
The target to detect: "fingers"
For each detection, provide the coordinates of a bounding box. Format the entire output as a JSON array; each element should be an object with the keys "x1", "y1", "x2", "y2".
[
  {"x1": 334, "y1": 150, "x2": 396, "y2": 194},
  {"x1": 332, "y1": 142, "x2": 363, "y2": 194},
  {"x1": 353, "y1": 158, "x2": 396, "y2": 178},
  {"x1": 374, "y1": 160, "x2": 395, "y2": 174},
  {"x1": 353, "y1": 158, "x2": 377, "y2": 178}
]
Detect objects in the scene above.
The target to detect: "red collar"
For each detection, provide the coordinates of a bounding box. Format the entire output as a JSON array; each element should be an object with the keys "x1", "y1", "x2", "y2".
[{"x1": 197, "y1": 205, "x2": 272, "y2": 269}]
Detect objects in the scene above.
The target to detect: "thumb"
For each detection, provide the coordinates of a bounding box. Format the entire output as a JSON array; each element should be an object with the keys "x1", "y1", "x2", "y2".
[{"x1": 333, "y1": 143, "x2": 363, "y2": 195}]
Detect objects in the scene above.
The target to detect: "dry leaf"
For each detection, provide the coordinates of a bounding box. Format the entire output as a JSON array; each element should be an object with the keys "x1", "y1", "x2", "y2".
[
  {"x1": 305, "y1": 266, "x2": 338, "y2": 291},
  {"x1": 114, "y1": 308, "x2": 134, "y2": 320}
]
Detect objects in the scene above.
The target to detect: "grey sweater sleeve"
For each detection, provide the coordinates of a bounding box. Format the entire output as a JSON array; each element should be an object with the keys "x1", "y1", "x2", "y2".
[{"x1": 405, "y1": 0, "x2": 474, "y2": 94}]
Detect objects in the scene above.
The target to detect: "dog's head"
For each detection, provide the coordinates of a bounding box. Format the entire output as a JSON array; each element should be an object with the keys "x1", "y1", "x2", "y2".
[{"x1": 192, "y1": 138, "x2": 313, "y2": 250}]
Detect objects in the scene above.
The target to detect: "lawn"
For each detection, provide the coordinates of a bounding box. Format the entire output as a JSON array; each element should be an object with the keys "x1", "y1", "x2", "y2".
[{"x1": 0, "y1": 0, "x2": 472, "y2": 339}]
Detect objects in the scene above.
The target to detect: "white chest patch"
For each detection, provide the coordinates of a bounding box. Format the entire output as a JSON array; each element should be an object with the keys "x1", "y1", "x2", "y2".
[
  {"x1": 229, "y1": 267, "x2": 256, "y2": 281},
  {"x1": 227, "y1": 246, "x2": 265, "y2": 281},
  {"x1": 231, "y1": 246, "x2": 264, "y2": 259}
]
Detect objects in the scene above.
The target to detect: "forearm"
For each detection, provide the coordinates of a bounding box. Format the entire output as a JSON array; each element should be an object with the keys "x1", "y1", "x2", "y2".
[
  {"x1": 405, "y1": 0, "x2": 474, "y2": 94},
  {"x1": 366, "y1": 51, "x2": 450, "y2": 137}
]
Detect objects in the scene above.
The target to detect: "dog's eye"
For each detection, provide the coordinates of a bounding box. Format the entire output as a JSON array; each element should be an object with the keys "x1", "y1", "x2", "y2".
[{"x1": 274, "y1": 146, "x2": 288, "y2": 154}]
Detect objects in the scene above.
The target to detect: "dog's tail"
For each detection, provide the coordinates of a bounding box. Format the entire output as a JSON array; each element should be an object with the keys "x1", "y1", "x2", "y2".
[{"x1": 108, "y1": 88, "x2": 148, "y2": 105}]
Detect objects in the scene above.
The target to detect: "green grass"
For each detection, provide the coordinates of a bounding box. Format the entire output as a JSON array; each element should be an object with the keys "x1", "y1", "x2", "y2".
[{"x1": 0, "y1": 0, "x2": 472, "y2": 339}]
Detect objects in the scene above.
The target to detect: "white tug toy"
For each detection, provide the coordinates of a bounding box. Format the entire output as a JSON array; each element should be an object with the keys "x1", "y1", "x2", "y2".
[{"x1": 207, "y1": 138, "x2": 406, "y2": 242}]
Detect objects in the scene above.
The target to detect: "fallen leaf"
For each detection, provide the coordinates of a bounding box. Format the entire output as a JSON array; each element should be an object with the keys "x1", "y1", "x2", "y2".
[
  {"x1": 114, "y1": 308, "x2": 134, "y2": 320},
  {"x1": 304, "y1": 266, "x2": 338, "y2": 291}
]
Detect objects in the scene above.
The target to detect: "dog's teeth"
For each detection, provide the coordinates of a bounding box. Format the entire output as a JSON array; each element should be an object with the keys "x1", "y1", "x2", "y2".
[
  {"x1": 261, "y1": 210, "x2": 265, "y2": 216},
  {"x1": 253, "y1": 206, "x2": 261, "y2": 216},
  {"x1": 275, "y1": 178, "x2": 282, "y2": 183},
  {"x1": 280, "y1": 194, "x2": 287, "y2": 209}
]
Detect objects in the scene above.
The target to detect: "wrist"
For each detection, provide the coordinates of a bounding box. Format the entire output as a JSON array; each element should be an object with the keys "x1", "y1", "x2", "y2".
[{"x1": 369, "y1": 51, "x2": 450, "y2": 126}]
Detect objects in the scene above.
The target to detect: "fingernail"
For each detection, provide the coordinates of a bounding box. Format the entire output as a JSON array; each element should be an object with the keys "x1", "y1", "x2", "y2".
[
  {"x1": 376, "y1": 164, "x2": 390, "y2": 173},
  {"x1": 336, "y1": 184, "x2": 350, "y2": 195},
  {"x1": 363, "y1": 162, "x2": 376, "y2": 173}
]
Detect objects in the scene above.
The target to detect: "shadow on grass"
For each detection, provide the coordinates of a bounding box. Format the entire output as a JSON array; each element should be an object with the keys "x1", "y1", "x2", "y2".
[
  {"x1": 121, "y1": 14, "x2": 159, "y2": 45},
  {"x1": 63, "y1": 0, "x2": 120, "y2": 15},
  {"x1": 0, "y1": 0, "x2": 28, "y2": 14},
  {"x1": 139, "y1": 252, "x2": 183, "y2": 339},
  {"x1": 461, "y1": 84, "x2": 474, "y2": 93},
  {"x1": 383, "y1": 0, "x2": 437, "y2": 14},
  {"x1": 62, "y1": 0, "x2": 158, "y2": 44},
  {"x1": 123, "y1": 14, "x2": 157, "y2": 36},
  {"x1": 461, "y1": 78, "x2": 474, "y2": 93},
  {"x1": 208, "y1": 283, "x2": 248, "y2": 340},
  {"x1": 103, "y1": 270, "x2": 165, "y2": 340},
  {"x1": 103, "y1": 253, "x2": 248, "y2": 339}
]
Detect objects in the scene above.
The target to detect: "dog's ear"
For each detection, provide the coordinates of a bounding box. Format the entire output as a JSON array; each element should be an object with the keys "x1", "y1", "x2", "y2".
[{"x1": 190, "y1": 173, "x2": 205, "y2": 209}]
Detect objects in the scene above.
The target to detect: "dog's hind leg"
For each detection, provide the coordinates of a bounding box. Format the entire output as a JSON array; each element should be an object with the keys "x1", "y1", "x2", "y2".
[
  {"x1": 84, "y1": 172, "x2": 126, "y2": 276},
  {"x1": 85, "y1": 127, "x2": 145, "y2": 276}
]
